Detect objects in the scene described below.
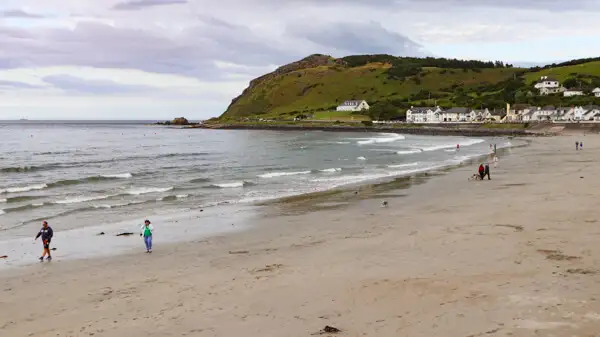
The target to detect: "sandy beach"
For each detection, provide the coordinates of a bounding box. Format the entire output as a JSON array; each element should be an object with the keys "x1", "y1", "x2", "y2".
[{"x1": 3, "y1": 134, "x2": 600, "y2": 337}]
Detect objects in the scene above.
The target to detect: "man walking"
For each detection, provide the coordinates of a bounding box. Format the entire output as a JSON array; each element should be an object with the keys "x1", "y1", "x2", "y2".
[
  {"x1": 484, "y1": 163, "x2": 491, "y2": 180},
  {"x1": 140, "y1": 219, "x2": 154, "y2": 253},
  {"x1": 35, "y1": 221, "x2": 53, "y2": 261}
]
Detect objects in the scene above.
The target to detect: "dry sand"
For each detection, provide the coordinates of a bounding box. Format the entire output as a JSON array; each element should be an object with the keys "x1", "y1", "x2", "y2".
[{"x1": 2, "y1": 134, "x2": 600, "y2": 337}]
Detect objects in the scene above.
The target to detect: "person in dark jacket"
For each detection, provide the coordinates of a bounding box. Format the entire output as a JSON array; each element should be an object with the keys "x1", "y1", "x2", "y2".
[
  {"x1": 484, "y1": 164, "x2": 491, "y2": 180},
  {"x1": 35, "y1": 221, "x2": 53, "y2": 261},
  {"x1": 478, "y1": 164, "x2": 485, "y2": 180}
]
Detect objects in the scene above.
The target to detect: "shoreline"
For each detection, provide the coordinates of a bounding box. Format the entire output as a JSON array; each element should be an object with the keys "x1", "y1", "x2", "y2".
[
  {"x1": 4, "y1": 134, "x2": 600, "y2": 336},
  {"x1": 192, "y1": 122, "x2": 533, "y2": 137},
  {"x1": 0, "y1": 136, "x2": 520, "y2": 271}
]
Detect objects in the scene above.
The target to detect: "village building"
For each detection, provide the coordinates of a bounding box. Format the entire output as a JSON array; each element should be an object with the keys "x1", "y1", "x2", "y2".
[
  {"x1": 406, "y1": 106, "x2": 443, "y2": 123},
  {"x1": 335, "y1": 100, "x2": 370, "y2": 112},
  {"x1": 564, "y1": 89, "x2": 584, "y2": 97},
  {"x1": 441, "y1": 107, "x2": 470, "y2": 122},
  {"x1": 534, "y1": 76, "x2": 565, "y2": 95},
  {"x1": 593, "y1": 88, "x2": 600, "y2": 98}
]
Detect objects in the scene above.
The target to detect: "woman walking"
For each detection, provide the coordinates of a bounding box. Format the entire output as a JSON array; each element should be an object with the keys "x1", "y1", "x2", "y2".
[{"x1": 140, "y1": 219, "x2": 154, "y2": 253}]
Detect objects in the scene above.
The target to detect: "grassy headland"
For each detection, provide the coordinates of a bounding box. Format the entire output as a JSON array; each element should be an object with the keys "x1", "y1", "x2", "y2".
[{"x1": 219, "y1": 54, "x2": 600, "y2": 122}]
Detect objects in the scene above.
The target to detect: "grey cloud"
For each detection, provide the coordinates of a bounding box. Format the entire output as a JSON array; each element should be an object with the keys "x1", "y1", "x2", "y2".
[
  {"x1": 0, "y1": 9, "x2": 45, "y2": 18},
  {"x1": 0, "y1": 20, "x2": 297, "y2": 81},
  {"x1": 43, "y1": 75, "x2": 155, "y2": 94},
  {"x1": 113, "y1": 0, "x2": 188, "y2": 10},
  {"x1": 0, "y1": 80, "x2": 42, "y2": 89},
  {"x1": 287, "y1": 21, "x2": 427, "y2": 57},
  {"x1": 223, "y1": 0, "x2": 597, "y2": 11}
]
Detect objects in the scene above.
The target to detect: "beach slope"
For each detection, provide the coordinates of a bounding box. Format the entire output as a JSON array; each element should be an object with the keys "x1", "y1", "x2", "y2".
[{"x1": 2, "y1": 135, "x2": 600, "y2": 336}]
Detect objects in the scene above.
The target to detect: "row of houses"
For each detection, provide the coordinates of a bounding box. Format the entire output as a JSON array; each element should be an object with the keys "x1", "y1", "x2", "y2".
[
  {"x1": 406, "y1": 104, "x2": 600, "y2": 123},
  {"x1": 534, "y1": 76, "x2": 600, "y2": 97},
  {"x1": 406, "y1": 107, "x2": 507, "y2": 123}
]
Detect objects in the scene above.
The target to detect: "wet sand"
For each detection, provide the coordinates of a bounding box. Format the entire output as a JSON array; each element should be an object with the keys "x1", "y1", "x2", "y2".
[{"x1": 3, "y1": 134, "x2": 600, "y2": 336}]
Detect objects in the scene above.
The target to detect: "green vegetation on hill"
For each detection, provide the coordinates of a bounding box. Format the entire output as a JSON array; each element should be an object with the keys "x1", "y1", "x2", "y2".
[{"x1": 220, "y1": 54, "x2": 600, "y2": 121}]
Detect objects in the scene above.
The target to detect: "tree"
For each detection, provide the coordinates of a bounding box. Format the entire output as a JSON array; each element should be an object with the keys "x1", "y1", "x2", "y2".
[
  {"x1": 563, "y1": 78, "x2": 578, "y2": 89},
  {"x1": 368, "y1": 102, "x2": 401, "y2": 120}
]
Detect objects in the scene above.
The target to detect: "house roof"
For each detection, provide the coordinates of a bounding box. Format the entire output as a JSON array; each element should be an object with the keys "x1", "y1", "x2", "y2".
[
  {"x1": 444, "y1": 107, "x2": 470, "y2": 114},
  {"x1": 490, "y1": 109, "x2": 507, "y2": 117},
  {"x1": 338, "y1": 100, "x2": 365, "y2": 106},
  {"x1": 541, "y1": 105, "x2": 556, "y2": 111},
  {"x1": 583, "y1": 105, "x2": 600, "y2": 110},
  {"x1": 408, "y1": 107, "x2": 436, "y2": 113},
  {"x1": 592, "y1": 87, "x2": 600, "y2": 93},
  {"x1": 538, "y1": 76, "x2": 558, "y2": 82},
  {"x1": 512, "y1": 104, "x2": 531, "y2": 111}
]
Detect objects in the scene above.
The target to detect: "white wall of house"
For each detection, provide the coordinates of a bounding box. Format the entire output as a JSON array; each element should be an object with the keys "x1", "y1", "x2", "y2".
[
  {"x1": 336, "y1": 100, "x2": 370, "y2": 112},
  {"x1": 564, "y1": 90, "x2": 584, "y2": 97}
]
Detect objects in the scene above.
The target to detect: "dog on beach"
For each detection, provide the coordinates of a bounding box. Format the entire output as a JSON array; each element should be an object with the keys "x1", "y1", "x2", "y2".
[
  {"x1": 382, "y1": 201, "x2": 388, "y2": 207},
  {"x1": 469, "y1": 174, "x2": 482, "y2": 181}
]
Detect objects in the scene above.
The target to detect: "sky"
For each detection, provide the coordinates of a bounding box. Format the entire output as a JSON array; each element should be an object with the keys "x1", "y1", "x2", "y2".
[{"x1": 1, "y1": 0, "x2": 600, "y2": 120}]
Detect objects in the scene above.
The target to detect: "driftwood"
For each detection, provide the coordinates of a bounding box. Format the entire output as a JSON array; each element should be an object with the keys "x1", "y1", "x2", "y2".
[
  {"x1": 116, "y1": 232, "x2": 135, "y2": 236},
  {"x1": 0, "y1": 255, "x2": 7, "y2": 259}
]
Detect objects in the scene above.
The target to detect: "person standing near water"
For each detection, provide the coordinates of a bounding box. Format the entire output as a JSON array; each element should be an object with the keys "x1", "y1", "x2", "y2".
[
  {"x1": 140, "y1": 219, "x2": 154, "y2": 253},
  {"x1": 576, "y1": 141, "x2": 579, "y2": 151},
  {"x1": 484, "y1": 163, "x2": 491, "y2": 180},
  {"x1": 493, "y1": 155, "x2": 499, "y2": 168},
  {"x1": 34, "y1": 221, "x2": 53, "y2": 261},
  {"x1": 580, "y1": 141, "x2": 583, "y2": 150}
]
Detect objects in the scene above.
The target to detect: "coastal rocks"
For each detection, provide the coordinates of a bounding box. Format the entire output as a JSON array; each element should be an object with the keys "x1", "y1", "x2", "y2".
[
  {"x1": 172, "y1": 117, "x2": 190, "y2": 125},
  {"x1": 155, "y1": 117, "x2": 193, "y2": 126}
]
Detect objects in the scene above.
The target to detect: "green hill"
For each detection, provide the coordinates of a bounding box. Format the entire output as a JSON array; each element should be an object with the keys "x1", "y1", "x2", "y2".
[{"x1": 219, "y1": 54, "x2": 600, "y2": 121}]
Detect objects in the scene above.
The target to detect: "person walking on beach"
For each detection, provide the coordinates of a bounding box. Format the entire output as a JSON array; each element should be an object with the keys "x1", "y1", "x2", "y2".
[
  {"x1": 493, "y1": 155, "x2": 499, "y2": 168},
  {"x1": 456, "y1": 144, "x2": 460, "y2": 151},
  {"x1": 140, "y1": 219, "x2": 154, "y2": 253},
  {"x1": 484, "y1": 163, "x2": 491, "y2": 180},
  {"x1": 34, "y1": 221, "x2": 53, "y2": 261},
  {"x1": 580, "y1": 141, "x2": 583, "y2": 150},
  {"x1": 576, "y1": 141, "x2": 579, "y2": 151},
  {"x1": 478, "y1": 164, "x2": 485, "y2": 180}
]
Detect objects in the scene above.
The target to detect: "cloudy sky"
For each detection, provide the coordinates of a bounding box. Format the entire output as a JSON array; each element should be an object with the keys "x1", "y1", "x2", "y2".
[{"x1": 1, "y1": 0, "x2": 600, "y2": 120}]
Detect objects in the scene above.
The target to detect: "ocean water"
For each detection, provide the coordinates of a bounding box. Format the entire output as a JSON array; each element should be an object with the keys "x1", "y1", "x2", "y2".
[{"x1": 0, "y1": 121, "x2": 517, "y2": 256}]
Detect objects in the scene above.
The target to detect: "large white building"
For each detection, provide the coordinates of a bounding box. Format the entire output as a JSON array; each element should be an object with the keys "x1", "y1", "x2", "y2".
[
  {"x1": 336, "y1": 100, "x2": 370, "y2": 112},
  {"x1": 534, "y1": 76, "x2": 565, "y2": 95},
  {"x1": 406, "y1": 106, "x2": 443, "y2": 123}
]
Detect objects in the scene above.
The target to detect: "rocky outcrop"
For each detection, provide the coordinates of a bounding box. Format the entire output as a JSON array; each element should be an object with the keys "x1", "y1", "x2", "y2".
[{"x1": 172, "y1": 117, "x2": 190, "y2": 125}]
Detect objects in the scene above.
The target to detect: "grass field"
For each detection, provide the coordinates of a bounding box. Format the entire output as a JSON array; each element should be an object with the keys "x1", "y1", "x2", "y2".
[
  {"x1": 223, "y1": 62, "x2": 523, "y2": 119},
  {"x1": 525, "y1": 61, "x2": 600, "y2": 84},
  {"x1": 311, "y1": 111, "x2": 370, "y2": 121}
]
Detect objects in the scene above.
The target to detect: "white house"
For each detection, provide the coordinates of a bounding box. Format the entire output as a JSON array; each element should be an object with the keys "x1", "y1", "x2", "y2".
[
  {"x1": 534, "y1": 76, "x2": 560, "y2": 89},
  {"x1": 406, "y1": 106, "x2": 443, "y2": 123},
  {"x1": 534, "y1": 76, "x2": 564, "y2": 95},
  {"x1": 581, "y1": 105, "x2": 600, "y2": 121},
  {"x1": 593, "y1": 88, "x2": 600, "y2": 98},
  {"x1": 510, "y1": 105, "x2": 536, "y2": 122},
  {"x1": 441, "y1": 107, "x2": 471, "y2": 122},
  {"x1": 336, "y1": 100, "x2": 370, "y2": 112},
  {"x1": 564, "y1": 89, "x2": 584, "y2": 97}
]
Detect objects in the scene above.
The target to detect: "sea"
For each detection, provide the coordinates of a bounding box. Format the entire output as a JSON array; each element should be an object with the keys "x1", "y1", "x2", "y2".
[{"x1": 0, "y1": 121, "x2": 520, "y2": 267}]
